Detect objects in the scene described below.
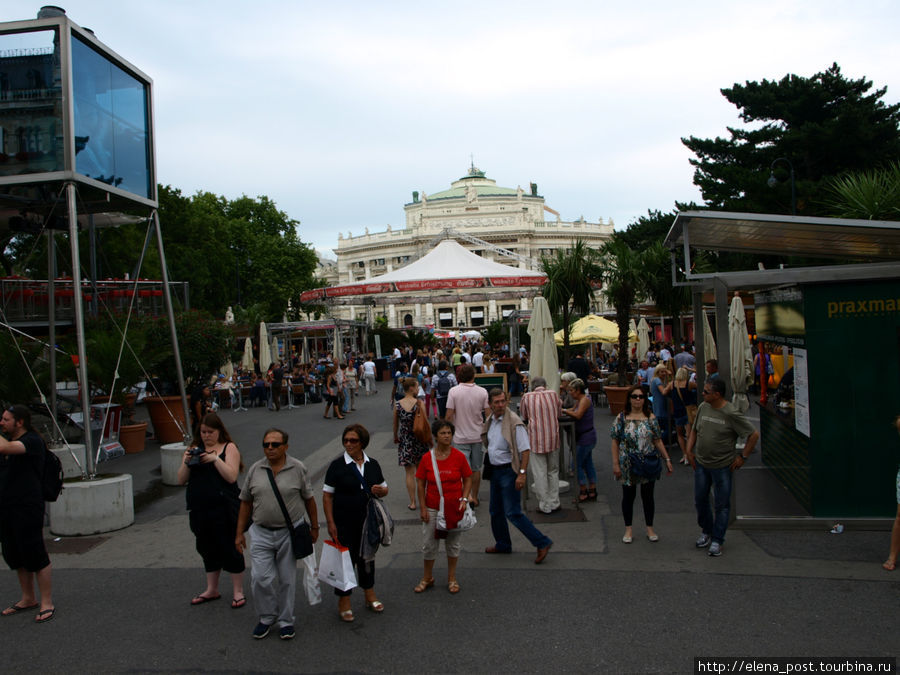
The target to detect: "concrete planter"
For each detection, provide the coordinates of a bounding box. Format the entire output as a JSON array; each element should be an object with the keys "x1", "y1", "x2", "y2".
[
  {"x1": 161, "y1": 442, "x2": 188, "y2": 486},
  {"x1": 51, "y1": 443, "x2": 86, "y2": 479},
  {"x1": 49, "y1": 474, "x2": 134, "y2": 536}
]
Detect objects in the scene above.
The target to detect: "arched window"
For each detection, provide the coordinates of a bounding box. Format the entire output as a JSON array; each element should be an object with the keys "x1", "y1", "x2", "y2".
[{"x1": 403, "y1": 313, "x2": 413, "y2": 327}]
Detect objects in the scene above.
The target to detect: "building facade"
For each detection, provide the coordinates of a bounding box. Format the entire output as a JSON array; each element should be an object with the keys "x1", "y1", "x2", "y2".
[{"x1": 327, "y1": 166, "x2": 614, "y2": 329}]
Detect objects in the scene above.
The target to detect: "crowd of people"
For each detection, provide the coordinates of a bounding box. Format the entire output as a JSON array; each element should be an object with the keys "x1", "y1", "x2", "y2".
[{"x1": 1, "y1": 335, "x2": 896, "y2": 638}]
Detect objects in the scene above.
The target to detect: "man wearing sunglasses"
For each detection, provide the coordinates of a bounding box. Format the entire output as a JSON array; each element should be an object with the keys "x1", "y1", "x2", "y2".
[{"x1": 684, "y1": 378, "x2": 759, "y2": 557}]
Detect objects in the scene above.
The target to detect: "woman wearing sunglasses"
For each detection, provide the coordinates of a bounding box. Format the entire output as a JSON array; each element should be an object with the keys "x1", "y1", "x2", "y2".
[{"x1": 609, "y1": 384, "x2": 673, "y2": 543}]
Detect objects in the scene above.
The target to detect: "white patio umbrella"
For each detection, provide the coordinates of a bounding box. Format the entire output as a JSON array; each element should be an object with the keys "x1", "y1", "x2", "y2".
[
  {"x1": 702, "y1": 309, "x2": 718, "y2": 363},
  {"x1": 271, "y1": 336, "x2": 280, "y2": 363},
  {"x1": 301, "y1": 336, "x2": 309, "y2": 363},
  {"x1": 628, "y1": 318, "x2": 638, "y2": 359},
  {"x1": 259, "y1": 322, "x2": 272, "y2": 370},
  {"x1": 332, "y1": 325, "x2": 342, "y2": 364},
  {"x1": 637, "y1": 318, "x2": 651, "y2": 362},
  {"x1": 527, "y1": 296, "x2": 560, "y2": 393},
  {"x1": 222, "y1": 359, "x2": 234, "y2": 379},
  {"x1": 728, "y1": 293, "x2": 754, "y2": 413},
  {"x1": 241, "y1": 338, "x2": 254, "y2": 372}
]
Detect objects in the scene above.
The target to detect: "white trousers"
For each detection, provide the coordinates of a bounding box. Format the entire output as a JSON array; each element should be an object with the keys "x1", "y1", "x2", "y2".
[
  {"x1": 363, "y1": 373, "x2": 377, "y2": 394},
  {"x1": 249, "y1": 523, "x2": 297, "y2": 628},
  {"x1": 530, "y1": 449, "x2": 560, "y2": 513}
]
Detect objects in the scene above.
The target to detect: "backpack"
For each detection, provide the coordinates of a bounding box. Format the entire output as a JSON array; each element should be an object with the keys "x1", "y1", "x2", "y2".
[
  {"x1": 436, "y1": 372, "x2": 453, "y2": 397},
  {"x1": 41, "y1": 445, "x2": 64, "y2": 502}
]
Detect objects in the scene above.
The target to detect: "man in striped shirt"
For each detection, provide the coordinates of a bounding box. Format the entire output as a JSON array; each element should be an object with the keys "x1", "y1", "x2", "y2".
[{"x1": 519, "y1": 376, "x2": 563, "y2": 514}]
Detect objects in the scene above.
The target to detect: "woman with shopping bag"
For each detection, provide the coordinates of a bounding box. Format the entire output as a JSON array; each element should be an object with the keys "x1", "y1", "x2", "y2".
[
  {"x1": 322, "y1": 424, "x2": 389, "y2": 623},
  {"x1": 414, "y1": 419, "x2": 473, "y2": 595},
  {"x1": 235, "y1": 428, "x2": 319, "y2": 641}
]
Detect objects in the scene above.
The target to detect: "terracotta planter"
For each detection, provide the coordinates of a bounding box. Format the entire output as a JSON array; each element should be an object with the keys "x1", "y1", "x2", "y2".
[
  {"x1": 145, "y1": 395, "x2": 188, "y2": 444},
  {"x1": 605, "y1": 385, "x2": 632, "y2": 416},
  {"x1": 119, "y1": 421, "x2": 148, "y2": 454}
]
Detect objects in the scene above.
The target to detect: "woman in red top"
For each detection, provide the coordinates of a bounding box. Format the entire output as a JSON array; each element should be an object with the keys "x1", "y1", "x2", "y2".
[{"x1": 414, "y1": 419, "x2": 473, "y2": 594}]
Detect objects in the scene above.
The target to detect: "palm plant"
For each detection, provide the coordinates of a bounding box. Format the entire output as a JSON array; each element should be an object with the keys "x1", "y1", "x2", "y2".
[
  {"x1": 822, "y1": 161, "x2": 900, "y2": 220},
  {"x1": 541, "y1": 239, "x2": 602, "y2": 365},
  {"x1": 599, "y1": 236, "x2": 648, "y2": 383}
]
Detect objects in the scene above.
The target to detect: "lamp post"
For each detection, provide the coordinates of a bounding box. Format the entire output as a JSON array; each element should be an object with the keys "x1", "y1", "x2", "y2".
[{"x1": 767, "y1": 157, "x2": 796, "y2": 215}]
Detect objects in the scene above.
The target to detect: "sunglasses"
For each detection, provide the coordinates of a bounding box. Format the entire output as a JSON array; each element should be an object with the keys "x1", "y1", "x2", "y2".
[
  {"x1": 630, "y1": 394, "x2": 646, "y2": 399},
  {"x1": 262, "y1": 441, "x2": 283, "y2": 449},
  {"x1": 343, "y1": 438, "x2": 361, "y2": 444}
]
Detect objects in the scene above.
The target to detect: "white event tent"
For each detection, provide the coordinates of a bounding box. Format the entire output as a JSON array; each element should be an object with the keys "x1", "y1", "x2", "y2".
[{"x1": 300, "y1": 239, "x2": 546, "y2": 302}]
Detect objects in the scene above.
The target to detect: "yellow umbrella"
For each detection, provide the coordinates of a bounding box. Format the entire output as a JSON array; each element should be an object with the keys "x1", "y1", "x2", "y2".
[{"x1": 554, "y1": 314, "x2": 636, "y2": 346}]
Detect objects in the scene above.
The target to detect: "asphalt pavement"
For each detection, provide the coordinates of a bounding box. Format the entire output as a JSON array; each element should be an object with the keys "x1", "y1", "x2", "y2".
[{"x1": 0, "y1": 384, "x2": 896, "y2": 674}]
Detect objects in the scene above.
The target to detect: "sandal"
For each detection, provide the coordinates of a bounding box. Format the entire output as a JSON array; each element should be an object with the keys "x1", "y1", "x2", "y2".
[
  {"x1": 365, "y1": 600, "x2": 385, "y2": 613},
  {"x1": 884, "y1": 560, "x2": 897, "y2": 571},
  {"x1": 35, "y1": 608, "x2": 55, "y2": 624},
  {"x1": 578, "y1": 489, "x2": 589, "y2": 503},
  {"x1": 339, "y1": 609, "x2": 355, "y2": 622},
  {"x1": 2, "y1": 602, "x2": 38, "y2": 616},
  {"x1": 587, "y1": 488, "x2": 597, "y2": 501},
  {"x1": 191, "y1": 593, "x2": 221, "y2": 605},
  {"x1": 447, "y1": 580, "x2": 460, "y2": 594},
  {"x1": 231, "y1": 596, "x2": 246, "y2": 609},
  {"x1": 414, "y1": 578, "x2": 435, "y2": 593}
]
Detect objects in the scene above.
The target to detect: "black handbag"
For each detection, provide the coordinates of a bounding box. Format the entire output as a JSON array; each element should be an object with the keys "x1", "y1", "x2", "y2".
[
  {"x1": 628, "y1": 452, "x2": 662, "y2": 480},
  {"x1": 264, "y1": 468, "x2": 313, "y2": 559}
]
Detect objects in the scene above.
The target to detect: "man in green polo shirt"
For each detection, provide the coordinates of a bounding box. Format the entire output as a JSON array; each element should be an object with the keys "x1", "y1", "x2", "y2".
[{"x1": 684, "y1": 378, "x2": 759, "y2": 557}]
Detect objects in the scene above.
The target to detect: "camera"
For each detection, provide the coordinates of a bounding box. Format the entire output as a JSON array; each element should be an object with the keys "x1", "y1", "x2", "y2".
[{"x1": 186, "y1": 446, "x2": 207, "y2": 467}]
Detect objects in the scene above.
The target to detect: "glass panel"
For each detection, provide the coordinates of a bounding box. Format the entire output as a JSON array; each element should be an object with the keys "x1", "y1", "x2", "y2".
[
  {"x1": 72, "y1": 34, "x2": 150, "y2": 197},
  {"x1": 0, "y1": 29, "x2": 64, "y2": 176}
]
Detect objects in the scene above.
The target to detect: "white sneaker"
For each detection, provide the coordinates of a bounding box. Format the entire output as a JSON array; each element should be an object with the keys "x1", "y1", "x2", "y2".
[
  {"x1": 708, "y1": 541, "x2": 723, "y2": 556},
  {"x1": 695, "y1": 533, "x2": 711, "y2": 548}
]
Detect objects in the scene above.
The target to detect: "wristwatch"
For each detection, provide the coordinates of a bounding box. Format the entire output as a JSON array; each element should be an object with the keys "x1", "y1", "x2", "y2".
[{"x1": 518, "y1": 468, "x2": 526, "y2": 474}]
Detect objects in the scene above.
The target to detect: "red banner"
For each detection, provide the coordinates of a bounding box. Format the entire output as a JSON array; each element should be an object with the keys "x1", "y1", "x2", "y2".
[
  {"x1": 394, "y1": 278, "x2": 484, "y2": 292},
  {"x1": 490, "y1": 276, "x2": 547, "y2": 287}
]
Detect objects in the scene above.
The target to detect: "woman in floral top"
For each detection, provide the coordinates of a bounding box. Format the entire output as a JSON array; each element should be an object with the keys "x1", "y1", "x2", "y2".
[{"x1": 609, "y1": 384, "x2": 672, "y2": 544}]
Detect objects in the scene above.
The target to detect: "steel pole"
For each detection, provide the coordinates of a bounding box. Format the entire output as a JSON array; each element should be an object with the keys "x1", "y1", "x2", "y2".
[
  {"x1": 66, "y1": 183, "x2": 95, "y2": 476},
  {"x1": 151, "y1": 210, "x2": 191, "y2": 443},
  {"x1": 47, "y1": 231, "x2": 57, "y2": 442}
]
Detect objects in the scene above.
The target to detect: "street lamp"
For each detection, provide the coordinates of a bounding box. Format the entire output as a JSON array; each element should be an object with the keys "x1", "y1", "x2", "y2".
[{"x1": 767, "y1": 157, "x2": 796, "y2": 215}]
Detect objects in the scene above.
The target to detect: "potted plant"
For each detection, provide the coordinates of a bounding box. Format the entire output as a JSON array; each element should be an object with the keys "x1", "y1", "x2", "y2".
[{"x1": 144, "y1": 310, "x2": 235, "y2": 444}]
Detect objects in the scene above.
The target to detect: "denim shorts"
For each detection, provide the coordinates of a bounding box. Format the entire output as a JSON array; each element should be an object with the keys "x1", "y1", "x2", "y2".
[{"x1": 455, "y1": 442, "x2": 484, "y2": 472}]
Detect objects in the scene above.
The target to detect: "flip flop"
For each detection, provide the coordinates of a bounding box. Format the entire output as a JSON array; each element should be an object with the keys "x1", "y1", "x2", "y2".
[
  {"x1": 35, "y1": 608, "x2": 55, "y2": 623},
  {"x1": 231, "y1": 597, "x2": 247, "y2": 609},
  {"x1": 2, "y1": 602, "x2": 38, "y2": 616},
  {"x1": 191, "y1": 593, "x2": 221, "y2": 605}
]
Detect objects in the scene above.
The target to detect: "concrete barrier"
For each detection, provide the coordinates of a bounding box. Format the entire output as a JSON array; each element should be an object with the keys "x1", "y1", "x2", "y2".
[
  {"x1": 49, "y1": 474, "x2": 134, "y2": 536},
  {"x1": 51, "y1": 443, "x2": 86, "y2": 479},
  {"x1": 161, "y1": 442, "x2": 188, "y2": 486}
]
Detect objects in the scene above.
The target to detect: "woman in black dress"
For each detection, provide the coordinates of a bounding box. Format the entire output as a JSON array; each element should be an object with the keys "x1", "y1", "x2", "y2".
[
  {"x1": 176, "y1": 412, "x2": 246, "y2": 607},
  {"x1": 323, "y1": 424, "x2": 389, "y2": 623}
]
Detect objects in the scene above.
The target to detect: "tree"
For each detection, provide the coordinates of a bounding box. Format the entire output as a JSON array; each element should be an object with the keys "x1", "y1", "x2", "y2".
[
  {"x1": 540, "y1": 239, "x2": 602, "y2": 365},
  {"x1": 683, "y1": 64, "x2": 900, "y2": 217},
  {"x1": 599, "y1": 236, "x2": 648, "y2": 383},
  {"x1": 822, "y1": 161, "x2": 900, "y2": 220}
]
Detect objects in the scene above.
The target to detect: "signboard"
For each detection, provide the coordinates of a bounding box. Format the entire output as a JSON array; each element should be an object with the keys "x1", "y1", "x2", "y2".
[
  {"x1": 754, "y1": 287, "x2": 806, "y2": 347},
  {"x1": 792, "y1": 348, "x2": 810, "y2": 437}
]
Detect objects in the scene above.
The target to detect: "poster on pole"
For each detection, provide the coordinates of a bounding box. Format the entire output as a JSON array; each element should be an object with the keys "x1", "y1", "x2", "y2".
[{"x1": 793, "y1": 348, "x2": 810, "y2": 437}]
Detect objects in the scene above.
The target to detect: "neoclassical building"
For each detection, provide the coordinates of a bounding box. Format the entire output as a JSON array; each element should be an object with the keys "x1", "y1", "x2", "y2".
[{"x1": 324, "y1": 166, "x2": 614, "y2": 329}]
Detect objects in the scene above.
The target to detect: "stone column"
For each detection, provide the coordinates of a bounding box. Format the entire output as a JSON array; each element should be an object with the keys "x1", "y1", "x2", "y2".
[
  {"x1": 388, "y1": 303, "x2": 397, "y2": 328},
  {"x1": 414, "y1": 303, "x2": 422, "y2": 326},
  {"x1": 488, "y1": 299, "x2": 498, "y2": 323},
  {"x1": 457, "y1": 300, "x2": 466, "y2": 328},
  {"x1": 425, "y1": 302, "x2": 434, "y2": 328},
  {"x1": 520, "y1": 297, "x2": 529, "y2": 311}
]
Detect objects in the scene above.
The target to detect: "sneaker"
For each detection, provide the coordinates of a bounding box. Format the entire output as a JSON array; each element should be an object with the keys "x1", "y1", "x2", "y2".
[
  {"x1": 695, "y1": 533, "x2": 711, "y2": 548},
  {"x1": 252, "y1": 622, "x2": 271, "y2": 639},
  {"x1": 279, "y1": 625, "x2": 295, "y2": 640},
  {"x1": 708, "y1": 541, "x2": 723, "y2": 557}
]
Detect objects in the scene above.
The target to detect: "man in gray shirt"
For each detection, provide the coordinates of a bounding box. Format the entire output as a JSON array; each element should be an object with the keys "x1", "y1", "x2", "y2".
[{"x1": 685, "y1": 378, "x2": 758, "y2": 557}]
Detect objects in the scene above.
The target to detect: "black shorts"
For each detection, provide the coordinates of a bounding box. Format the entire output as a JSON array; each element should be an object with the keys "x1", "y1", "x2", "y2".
[{"x1": 0, "y1": 504, "x2": 50, "y2": 572}]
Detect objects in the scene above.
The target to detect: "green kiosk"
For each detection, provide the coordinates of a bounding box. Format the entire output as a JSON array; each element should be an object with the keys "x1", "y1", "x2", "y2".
[{"x1": 666, "y1": 212, "x2": 900, "y2": 520}]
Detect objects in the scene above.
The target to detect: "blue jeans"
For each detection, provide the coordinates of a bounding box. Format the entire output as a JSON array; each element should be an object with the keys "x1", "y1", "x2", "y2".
[
  {"x1": 489, "y1": 465, "x2": 552, "y2": 551},
  {"x1": 575, "y1": 441, "x2": 597, "y2": 486},
  {"x1": 693, "y1": 464, "x2": 733, "y2": 544}
]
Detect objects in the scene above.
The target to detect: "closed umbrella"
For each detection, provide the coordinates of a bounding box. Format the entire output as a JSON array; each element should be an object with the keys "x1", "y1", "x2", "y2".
[
  {"x1": 271, "y1": 336, "x2": 280, "y2": 363},
  {"x1": 222, "y1": 359, "x2": 234, "y2": 380},
  {"x1": 527, "y1": 296, "x2": 559, "y2": 393},
  {"x1": 241, "y1": 338, "x2": 254, "y2": 372},
  {"x1": 728, "y1": 293, "x2": 753, "y2": 413},
  {"x1": 301, "y1": 336, "x2": 309, "y2": 363},
  {"x1": 628, "y1": 319, "x2": 638, "y2": 359},
  {"x1": 702, "y1": 309, "x2": 717, "y2": 363},
  {"x1": 333, "y1": 325, "x2": 342, "y2": 364},
  {"x1": 259, "y1": 322, "x2": 272, "y2": 371},
  {"x1": 637, "y1": 318, "x2": 651, "y2": 362}
]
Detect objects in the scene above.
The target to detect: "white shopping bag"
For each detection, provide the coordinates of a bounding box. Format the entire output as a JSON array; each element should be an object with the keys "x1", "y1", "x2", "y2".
[
  {"x1": 317, "y1": 539, "x2": 357, "y2": 592},
  {"x1": 301, "y1": 553, "x2": 322, "y2": 605}
]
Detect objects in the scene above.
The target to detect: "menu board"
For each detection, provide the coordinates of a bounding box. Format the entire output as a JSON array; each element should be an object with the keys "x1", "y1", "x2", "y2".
[{"x1": 793, "y1": 348, "x2": 810, "y2": 437}]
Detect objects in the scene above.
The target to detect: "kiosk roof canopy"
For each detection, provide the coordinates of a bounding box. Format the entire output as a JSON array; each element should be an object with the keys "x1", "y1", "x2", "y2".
[{"x1": 666, "y1": 211, "x2": 900, "y2": 260}]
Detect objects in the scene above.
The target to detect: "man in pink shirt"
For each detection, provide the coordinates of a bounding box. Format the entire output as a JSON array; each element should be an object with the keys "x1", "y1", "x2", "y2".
[
  {"x1": 519, "y1": 376, "x2": 562, "y2": 513},
  {"x1": 446, "y1": 364, "x2": 490, "y2": 506}
]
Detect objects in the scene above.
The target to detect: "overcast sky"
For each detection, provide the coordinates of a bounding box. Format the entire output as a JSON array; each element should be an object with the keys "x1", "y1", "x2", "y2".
[{"x1": 6, "y1": 1, "x2": 899, "y2": 256}]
